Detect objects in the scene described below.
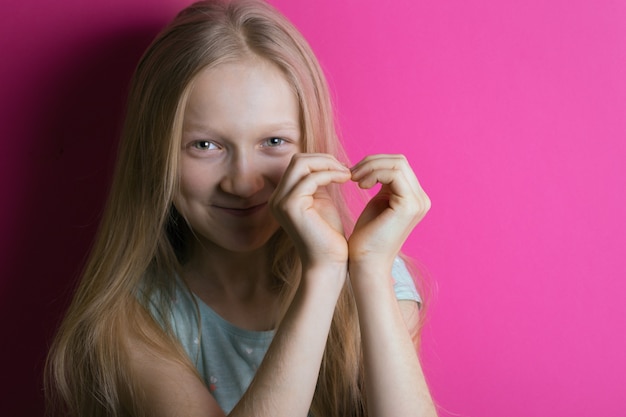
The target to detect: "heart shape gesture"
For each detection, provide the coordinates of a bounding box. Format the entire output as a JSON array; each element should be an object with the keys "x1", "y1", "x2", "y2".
[{"x1": 271, "y1": 153, "x2": 430, "y2": 274}]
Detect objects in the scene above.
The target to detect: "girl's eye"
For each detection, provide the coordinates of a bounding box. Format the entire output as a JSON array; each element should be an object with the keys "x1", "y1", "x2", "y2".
[
  {"x1": 263, "y1": 137, "x2": 286, "y2": 147},
  {"x1": 192, "y1": 140, "x2": 219, "y2": 150}
]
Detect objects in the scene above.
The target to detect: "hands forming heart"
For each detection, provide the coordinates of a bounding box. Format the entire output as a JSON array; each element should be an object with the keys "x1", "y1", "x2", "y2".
[{"x1": 270, "y1": 153, "x2": 430, "y2": 273}]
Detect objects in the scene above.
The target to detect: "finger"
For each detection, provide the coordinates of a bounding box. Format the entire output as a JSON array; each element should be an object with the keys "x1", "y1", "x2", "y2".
[
  {"x1": 351, "y1": 154, "x2": 417, "y2": 184},
  {"x1": 350, "y1": 154, "x2": 407, "y2": 172},
  {"x1": 271, "y1": 169, "x2": 352, "y2": 211},
  {"x1": 352, "y1": 154, "x2": 425, "y2": 191},
  {"x1": 352, "y1": 166, "x2": 419, "y2": 198},
  {"x1": 278, "y1": 153, "x2": 350, "y2": 196}
]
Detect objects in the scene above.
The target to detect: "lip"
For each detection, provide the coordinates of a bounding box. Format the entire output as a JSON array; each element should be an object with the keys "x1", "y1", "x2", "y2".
[{"x1": 213, "y1": 202, "x2": 268, "y2": 217}]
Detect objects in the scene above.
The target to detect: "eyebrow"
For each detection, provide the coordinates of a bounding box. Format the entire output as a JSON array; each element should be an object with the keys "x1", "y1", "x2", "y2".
[{"x1": 183, "y1": 121, "x2": 301, "y2": 135}]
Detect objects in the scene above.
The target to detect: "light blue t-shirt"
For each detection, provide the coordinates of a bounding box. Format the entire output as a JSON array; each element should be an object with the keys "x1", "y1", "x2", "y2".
[{"x1": 154, "y1": 257, "x2": 420, "y2": 414}]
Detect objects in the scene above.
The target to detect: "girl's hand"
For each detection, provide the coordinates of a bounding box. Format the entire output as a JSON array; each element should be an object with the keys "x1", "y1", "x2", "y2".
[
  {"x1": 270, "y1": 153, "x2": 352, "y2": 269},
  {"x1": 349, "y1": 154, "x2": 430, "y2": 269}
]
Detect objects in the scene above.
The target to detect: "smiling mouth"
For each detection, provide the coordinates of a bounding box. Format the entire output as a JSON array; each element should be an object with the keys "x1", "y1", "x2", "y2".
[{"x1": 214, "y1": 203, "x2": 268, "y2": 217}]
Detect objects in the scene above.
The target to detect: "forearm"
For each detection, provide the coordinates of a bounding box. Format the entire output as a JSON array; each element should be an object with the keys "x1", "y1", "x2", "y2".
[
  {"x1": 349, "y1": 262, "x2": 437, "y2": 417},
  {"x1": 230, "y1": 264, "x2": 346, "y2": 417}
]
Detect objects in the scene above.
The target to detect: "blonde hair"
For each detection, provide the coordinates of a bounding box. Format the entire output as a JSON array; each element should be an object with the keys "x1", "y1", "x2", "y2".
[{"x1": 45, "y1": 1, "x2": 423, "y2": 416}]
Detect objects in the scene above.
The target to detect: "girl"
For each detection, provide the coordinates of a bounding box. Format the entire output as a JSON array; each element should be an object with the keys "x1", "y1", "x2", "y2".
[{"x1": 46, "y1": 1, "x2": 437, "y2": 416}]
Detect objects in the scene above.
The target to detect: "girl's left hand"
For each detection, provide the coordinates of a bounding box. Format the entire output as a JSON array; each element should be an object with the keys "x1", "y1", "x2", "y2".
[{"x1": 348, "y1": 154, "x2": 431, "y2": 269}]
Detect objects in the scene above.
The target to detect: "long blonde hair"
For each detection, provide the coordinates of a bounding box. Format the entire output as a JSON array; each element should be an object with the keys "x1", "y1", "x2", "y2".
[{"x1": 45, "y1": 1, "x2": 422, "y2": 416}]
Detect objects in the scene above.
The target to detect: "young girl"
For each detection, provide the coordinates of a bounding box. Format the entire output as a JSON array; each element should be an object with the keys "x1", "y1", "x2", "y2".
[{"x1": 46, "y1": 1, "x2": 437, "y2": 416}]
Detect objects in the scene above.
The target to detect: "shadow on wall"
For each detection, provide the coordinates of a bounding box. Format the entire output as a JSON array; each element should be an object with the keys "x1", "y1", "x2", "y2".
[{"x1": 0, "y1": 25, "x2": 162, "y2": 416}]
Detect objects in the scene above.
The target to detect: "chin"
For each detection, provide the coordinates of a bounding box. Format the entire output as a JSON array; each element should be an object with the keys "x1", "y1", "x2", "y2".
[{"x1": 206, "y1": 226, "x2": 282, "y2": 254}]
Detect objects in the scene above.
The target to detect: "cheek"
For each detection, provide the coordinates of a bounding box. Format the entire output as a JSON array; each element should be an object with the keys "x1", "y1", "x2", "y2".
[
  {"x1": 266, "y1": 154, "x2": 297, "y2": 185},
  {"x1": 176, "y1": 166, "x2": 217, "y2": 206},
  {"x1": 179, "y1": 158, "x2": 219, "y2": 191}
]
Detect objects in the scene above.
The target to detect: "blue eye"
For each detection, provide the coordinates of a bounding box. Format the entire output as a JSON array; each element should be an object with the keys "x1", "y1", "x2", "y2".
[
  {"x1": 193, "y1": 140, "x2": 219, "y2": 150},
  {"x1": 264, "y1": 137, "x2": 285, "y2": 147}
]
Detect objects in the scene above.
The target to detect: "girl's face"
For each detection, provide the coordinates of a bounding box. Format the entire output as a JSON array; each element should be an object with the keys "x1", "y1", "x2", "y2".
[{"x1": 175, "y1": 58, "x2": 301, "y2": 254}]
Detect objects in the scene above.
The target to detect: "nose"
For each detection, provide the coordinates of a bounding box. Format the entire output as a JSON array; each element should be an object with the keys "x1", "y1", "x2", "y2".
[{"x1": 219, "y1": 151, "x2": 265, "y2": 198}]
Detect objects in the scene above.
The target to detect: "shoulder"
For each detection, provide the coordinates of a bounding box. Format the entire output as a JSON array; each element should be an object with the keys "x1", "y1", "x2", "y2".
[
  {"x1": 392, "y1": 257, "x2": 423, "y2": 346},
  {"x1": 392, "y1": 256, "x2": 422, "y2": 304},
  {"x1": 123, "y1": 306, "x2": 224, "y2": 417}
]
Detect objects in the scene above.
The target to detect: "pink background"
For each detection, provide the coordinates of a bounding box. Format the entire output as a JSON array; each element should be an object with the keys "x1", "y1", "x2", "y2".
[{"x1": 1, "y1": 0, "x2": 624, "y2": 416}]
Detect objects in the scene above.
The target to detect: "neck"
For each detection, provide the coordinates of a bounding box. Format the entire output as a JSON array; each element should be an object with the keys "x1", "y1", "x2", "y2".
[
  {"x1": 182, "y1": 238, "x2": 277, "y2": 301},
  {"x1": 180, "y1": 238, "x2": 282, "y2": 331}
]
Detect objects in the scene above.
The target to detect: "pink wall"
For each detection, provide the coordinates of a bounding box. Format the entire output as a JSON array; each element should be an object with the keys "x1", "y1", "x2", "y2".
[{"x1": 1, "y1": 0, "x2": 624, "y2": 416}]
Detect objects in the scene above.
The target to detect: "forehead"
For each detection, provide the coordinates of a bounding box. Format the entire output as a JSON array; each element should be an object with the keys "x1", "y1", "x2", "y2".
[{"x1": 183, "y1": 58, "x2": 300, "y2": 132}]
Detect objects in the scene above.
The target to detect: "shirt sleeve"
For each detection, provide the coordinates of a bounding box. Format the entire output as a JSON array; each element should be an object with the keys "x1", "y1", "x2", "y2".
[{"x1": 392, "y1": 257, "x2": 421, "y2": 303}]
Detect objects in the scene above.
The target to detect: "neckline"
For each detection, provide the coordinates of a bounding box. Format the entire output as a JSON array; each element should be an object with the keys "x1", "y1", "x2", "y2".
[
  {"x1": 195, "y1": 293, "x2": 275, "y2": 338},
  {"x1": 175, "y1": 275, "x2": 276, "y2": 338}
]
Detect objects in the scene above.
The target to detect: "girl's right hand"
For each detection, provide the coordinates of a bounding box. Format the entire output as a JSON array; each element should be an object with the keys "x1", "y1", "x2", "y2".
[{"x1": 270, "y1": 153, "x2": 352, "y2": 270}]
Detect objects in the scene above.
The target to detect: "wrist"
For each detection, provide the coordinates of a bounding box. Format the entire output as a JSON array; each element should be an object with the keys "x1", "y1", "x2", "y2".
[
  {"x1": 300, "y1": 262, "x2": 348, "y2": 295},
  {"x1": 348, "y1": 260, "x2": 395, "y2": 296},
  {"x1": 348, "y1": 257, "x2": 394, "y2": 277}
]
